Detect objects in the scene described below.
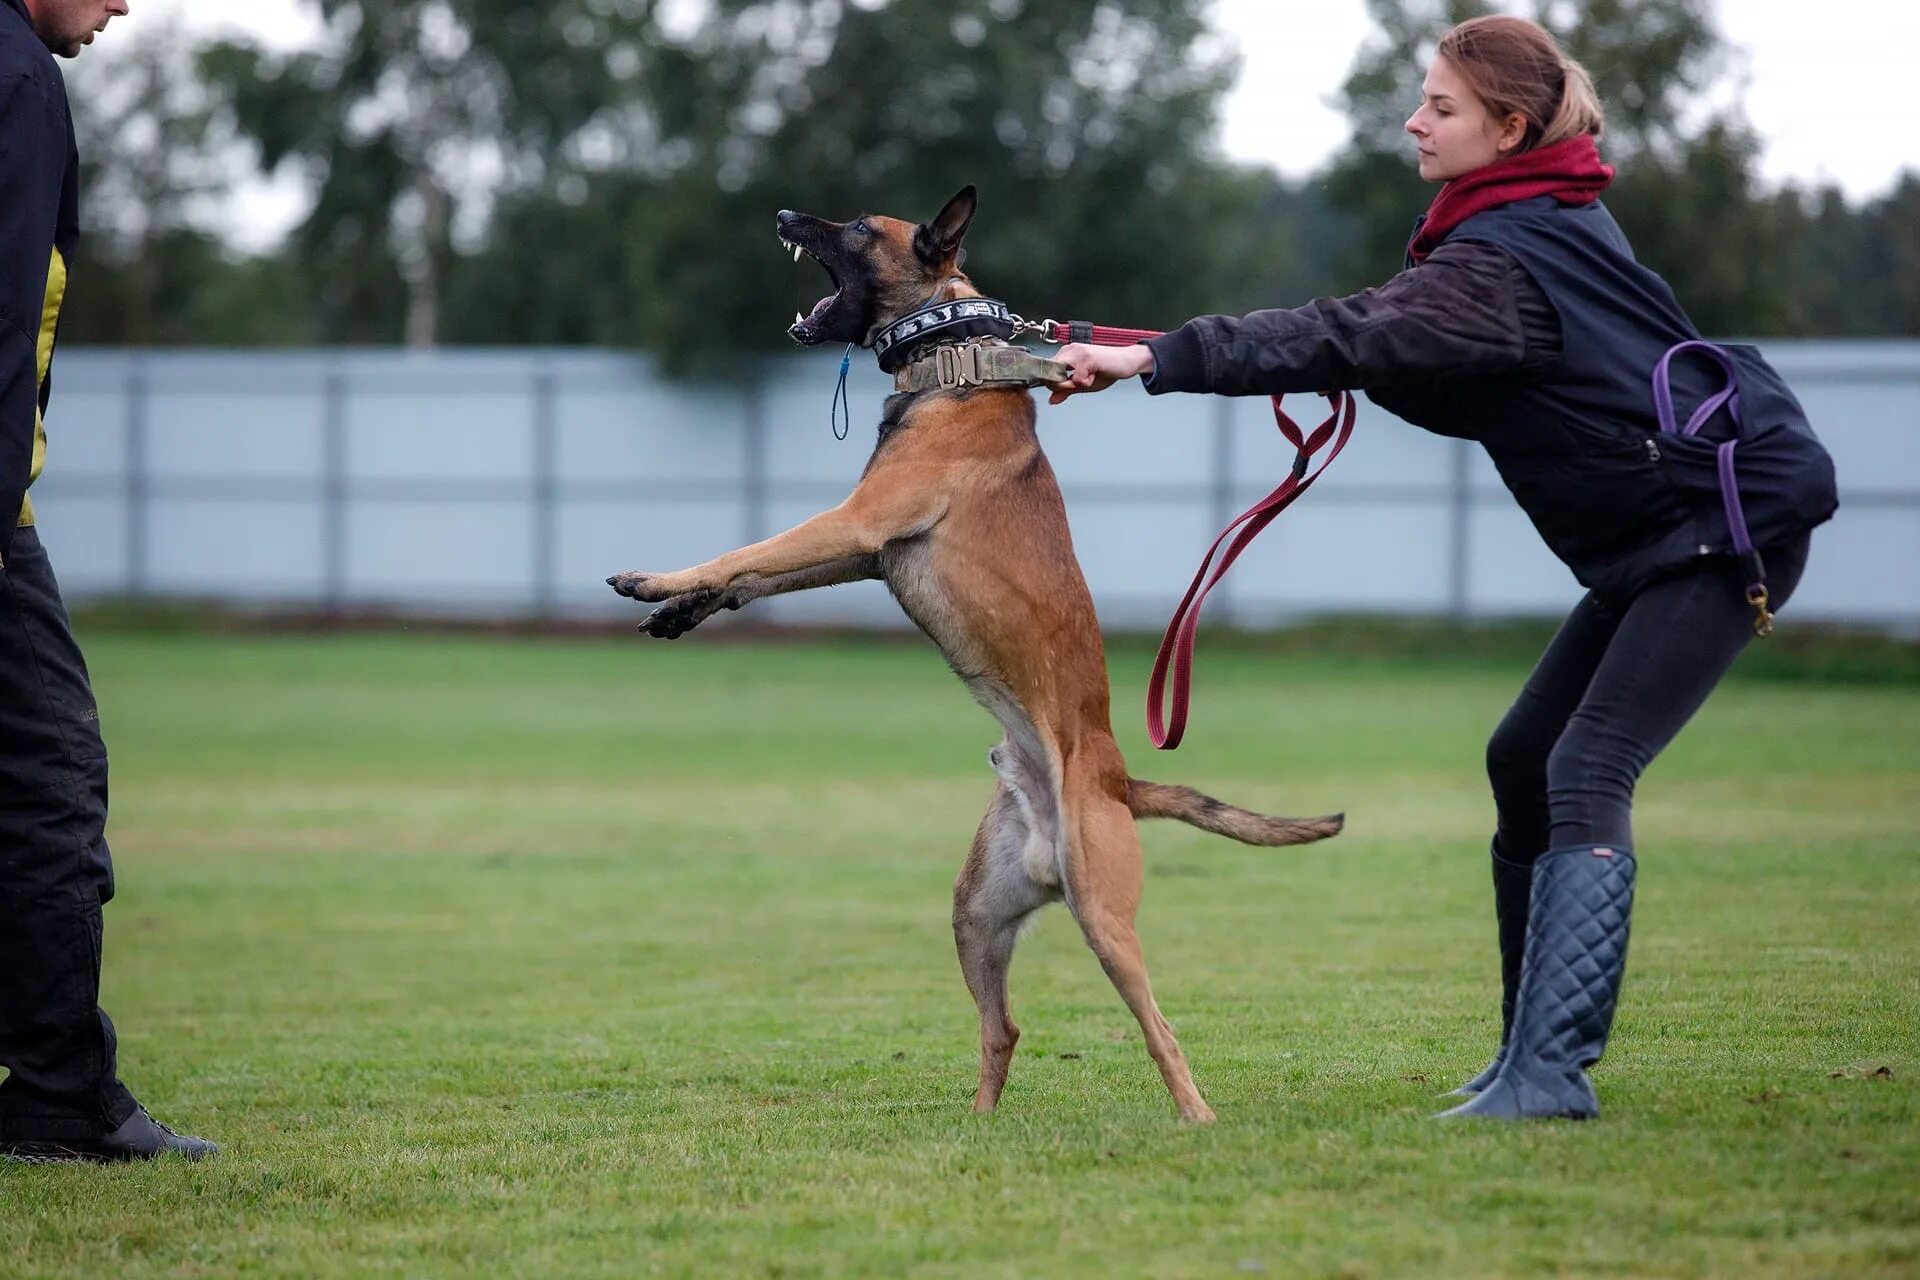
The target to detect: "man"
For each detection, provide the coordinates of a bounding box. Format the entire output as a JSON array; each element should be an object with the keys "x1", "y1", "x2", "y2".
[{"x1": 0, "y1": 0, "x2": 215, "y2": 1163}]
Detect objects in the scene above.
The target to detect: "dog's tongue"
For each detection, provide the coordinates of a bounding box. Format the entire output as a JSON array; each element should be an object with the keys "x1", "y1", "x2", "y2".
[{"x1": 806, "y1": 293, "x2": 836, "y2": 321}]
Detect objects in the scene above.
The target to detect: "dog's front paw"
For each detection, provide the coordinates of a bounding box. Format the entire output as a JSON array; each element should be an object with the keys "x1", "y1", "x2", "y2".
[
  {"x1": 606, "y1": 571, "x2": 681, "y2": 603},
  {"x1": 641, "y1": 589, "x2": 725, "y2": 639}
]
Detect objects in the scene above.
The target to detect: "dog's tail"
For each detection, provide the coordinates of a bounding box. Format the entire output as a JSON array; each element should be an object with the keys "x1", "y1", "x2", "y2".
[{"x1": 1126, "y1": 778, "x2": 1343, "y2": 847}]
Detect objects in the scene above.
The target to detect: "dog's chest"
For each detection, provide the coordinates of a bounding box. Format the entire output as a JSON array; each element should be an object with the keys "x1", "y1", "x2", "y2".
[{"x1": 879, "y1": 537, "x2": 968, "y2": 654}]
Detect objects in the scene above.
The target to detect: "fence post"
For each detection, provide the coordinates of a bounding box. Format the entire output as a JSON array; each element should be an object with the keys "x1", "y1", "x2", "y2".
[
  {"x1": 322, "y1": 362, "x2": 348, "y2": 615},
  {"x1": 123, "y1": 354, "x2": 147, "y2": 598},
  {"x1": 1447, "y1": 437, "x2": 1472, "y2": 619},
  {"x1": 743, "y1": 369, "x2": 768, "y2": 547},
  {"x1": 1210, "y1": 394, "x2": 1235, "y2": 626},
  {"x1": 531, "y1": 364, "x2": 559, "y2": 618}
]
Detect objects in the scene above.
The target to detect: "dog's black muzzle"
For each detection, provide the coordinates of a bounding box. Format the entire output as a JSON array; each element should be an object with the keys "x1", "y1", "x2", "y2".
[{"x1": 778, "y1": 211, "x2": 856, "y2": 345}]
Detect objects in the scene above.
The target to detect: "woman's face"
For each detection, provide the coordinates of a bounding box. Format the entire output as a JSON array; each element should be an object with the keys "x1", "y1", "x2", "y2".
[{"x1": 1405, "y1": 56, "x2": 1526, "y2": 182}]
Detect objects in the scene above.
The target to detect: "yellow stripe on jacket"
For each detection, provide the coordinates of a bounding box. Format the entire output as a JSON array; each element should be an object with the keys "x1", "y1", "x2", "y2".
[{"x1": 19, "y1": 245, "x2": 66, "y2": 528}]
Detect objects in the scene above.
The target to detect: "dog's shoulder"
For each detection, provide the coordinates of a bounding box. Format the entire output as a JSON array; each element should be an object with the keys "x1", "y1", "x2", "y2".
[{"x1": 877, "y1": 391, "x2": 929, "y2": 444}]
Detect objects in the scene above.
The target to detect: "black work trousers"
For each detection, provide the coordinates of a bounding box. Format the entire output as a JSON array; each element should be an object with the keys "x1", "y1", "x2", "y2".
[
  {"x1": 0, "y1": 526, "x2": 135, "y2": 1139},
  {"x1": 1486, "y1": 536, "x2": 1812, "y2": 860}
]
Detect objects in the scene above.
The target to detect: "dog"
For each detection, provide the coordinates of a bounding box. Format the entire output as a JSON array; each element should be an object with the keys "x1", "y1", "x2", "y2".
[{"x1": 609, "y1": 186, "x2": 1341, "y2": 1122}]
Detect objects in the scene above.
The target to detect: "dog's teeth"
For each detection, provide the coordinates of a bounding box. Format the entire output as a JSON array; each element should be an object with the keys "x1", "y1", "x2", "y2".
[
  {"x1": 795, "y1": 311, "x2": 805, "y2": 325},
  {"x1": 792, "y1": 243, "x2": 803, "y2": 263}
]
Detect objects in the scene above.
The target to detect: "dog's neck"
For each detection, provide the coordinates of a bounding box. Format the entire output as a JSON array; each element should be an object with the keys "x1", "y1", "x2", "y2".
[
  {"x1": 867, "y1": 274, "x2": 1018, "y2": 373},
  {"x1": 925, "y1": 275, "x2": 979, "y2": 304}
]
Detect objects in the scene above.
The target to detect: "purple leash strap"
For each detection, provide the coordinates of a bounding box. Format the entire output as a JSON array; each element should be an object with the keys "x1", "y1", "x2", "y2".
[{"x1": 1651, "y1": 340, "x2": 1775, "y2": 637}]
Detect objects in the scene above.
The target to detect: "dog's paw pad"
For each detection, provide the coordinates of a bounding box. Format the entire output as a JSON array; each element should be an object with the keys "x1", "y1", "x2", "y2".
[
  {"x1": 608, "y1": 572, "x2": 676, "y2": 602},
  {"x1": 641, "y1": 589, "x2": 721, "y2": 638}
]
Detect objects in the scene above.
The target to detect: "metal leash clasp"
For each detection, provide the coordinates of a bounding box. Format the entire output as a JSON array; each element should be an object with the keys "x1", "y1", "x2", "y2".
[
  {"x1": 1747, "y1": 584, "x2": 1775, "y2": 638},
  {"x1": 1006, "y1": 312, "x2": 1059, "y2": 343}
]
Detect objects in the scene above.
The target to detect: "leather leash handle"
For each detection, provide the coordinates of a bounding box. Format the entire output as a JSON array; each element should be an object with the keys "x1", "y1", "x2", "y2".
[
  {"x1": 1044, "y1": 318, "x2": 1358, "y2": 748},
  {"x1": 1145, "y1": 390, "x2": 1356, "y2": 748},
  {"x1": 1044, "y1": 321, "x2": 1166, "y2": 346}
]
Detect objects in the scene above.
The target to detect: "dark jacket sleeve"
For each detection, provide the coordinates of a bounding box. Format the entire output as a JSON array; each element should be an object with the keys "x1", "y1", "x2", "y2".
[
  {"x1": 1142, "y1": 240, "x2": 1560, "y2": 398},
  {"x1": 0, "y1": 70, "x2": 65, "y2": 563}
]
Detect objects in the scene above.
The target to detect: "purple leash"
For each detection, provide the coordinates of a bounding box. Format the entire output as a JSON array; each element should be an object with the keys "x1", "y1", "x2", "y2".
[{"x1": 1651, "y1": 340, "x2": 1775, "y2": 637}]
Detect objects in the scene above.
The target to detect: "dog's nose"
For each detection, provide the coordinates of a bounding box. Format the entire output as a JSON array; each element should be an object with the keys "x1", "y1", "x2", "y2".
[{"x1": 776, "y1": 210, "x2": 797, "y2": 228}]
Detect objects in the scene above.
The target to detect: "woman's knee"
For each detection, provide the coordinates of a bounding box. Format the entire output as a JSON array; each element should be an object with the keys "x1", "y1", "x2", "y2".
[{"x1": 1486, "y1": 711, "x2": 1552, "y2": 801}]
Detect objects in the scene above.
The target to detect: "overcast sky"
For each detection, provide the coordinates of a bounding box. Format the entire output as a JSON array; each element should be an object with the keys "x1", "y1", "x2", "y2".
[{"x1": 126, "y1": 0, "x2": 1917, "y2": 247}]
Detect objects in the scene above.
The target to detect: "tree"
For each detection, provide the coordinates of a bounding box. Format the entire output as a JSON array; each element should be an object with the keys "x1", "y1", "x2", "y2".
[
  {"x1": 1855, "y1": 175, "x2": 1920, "y2": 336},
  {"x1": 443, "y1": 0, "x2": 1306, "y2": 370},
  {"x1": 200, "y1": 0, "x2": 649, "y2": 345},
  {"x1": 57, "y1": 22, "x2": 288, "y2": 344},
  {"x1": 73, "y1": 0, "x2": 1917, "y2": 354}
]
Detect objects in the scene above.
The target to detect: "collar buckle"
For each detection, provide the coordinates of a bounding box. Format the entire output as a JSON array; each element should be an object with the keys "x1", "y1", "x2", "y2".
[{"x1": 934, "y1": 343, "x2": 982, "y2": 390}]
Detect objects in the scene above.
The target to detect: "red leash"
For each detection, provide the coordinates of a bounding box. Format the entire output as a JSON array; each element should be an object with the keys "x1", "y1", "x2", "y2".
[{"x1": 1042, "y1": 320, "x2": 1359, "y2": 749}]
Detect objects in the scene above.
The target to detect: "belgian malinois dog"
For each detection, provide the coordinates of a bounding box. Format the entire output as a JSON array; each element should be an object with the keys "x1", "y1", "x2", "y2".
[{"x1": 609, "y1": 186, "x2": 1340, "y2": 1122}]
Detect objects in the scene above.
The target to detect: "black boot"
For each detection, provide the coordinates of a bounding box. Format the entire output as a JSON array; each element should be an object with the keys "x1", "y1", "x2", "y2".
[
  {"x1": 1438, "y1": 843, "x2": 1635, "y2": 1121},
  {"x1": 1446, "y1": 842, "x2": 1535, "y2": 1096},
  {"x1": 0, "y1": 1106, "x2": 218, "y2": 1165}
]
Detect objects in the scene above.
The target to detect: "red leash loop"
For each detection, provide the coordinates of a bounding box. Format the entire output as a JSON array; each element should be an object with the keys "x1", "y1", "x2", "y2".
[
  {"x1": 1144, "y1": 389, "x2": 1356, "y2": 748},
  {"x1": 1047, "y1": 318, "x2": 1359, "y2": 749},
  {"x1": 1043, "y1": 321, "x2": 1165, "y2": 346}
]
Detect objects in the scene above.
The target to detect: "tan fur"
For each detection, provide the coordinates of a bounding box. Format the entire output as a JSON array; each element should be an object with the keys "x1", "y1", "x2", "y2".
[
  {"x1": 612, "y1": 197, "x2": 1341, "y2": 1123},
  {"x1": 1128, "y1": 780, "x2": 1345, "y2": 847}
]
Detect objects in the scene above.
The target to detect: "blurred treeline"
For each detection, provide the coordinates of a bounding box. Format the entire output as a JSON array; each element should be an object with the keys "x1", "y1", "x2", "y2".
[{"x1": 61, "y1": 0, "x2": 1920, "y2": 373}]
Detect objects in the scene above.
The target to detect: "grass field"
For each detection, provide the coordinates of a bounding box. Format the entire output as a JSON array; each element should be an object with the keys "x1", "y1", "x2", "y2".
[{"x1": 2, "y1": 625, "x2": 1916, "y2": 1278}]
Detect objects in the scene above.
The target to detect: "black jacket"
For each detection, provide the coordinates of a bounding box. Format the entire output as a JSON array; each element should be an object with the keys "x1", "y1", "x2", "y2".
[
  {"x1": 1144, "y1": 238, "x2": 1563, "y2": 399},
  {"x1": 0, "y1": 0, "x2": 79, "y2": 565},
  {"x1": 1142, "y1": 199, "x2": 1837, "y2": 596}
]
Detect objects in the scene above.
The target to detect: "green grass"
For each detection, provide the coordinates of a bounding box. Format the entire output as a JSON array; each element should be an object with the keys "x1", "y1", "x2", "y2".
[{"x1": 2, "y1": 629, "x2": 1916, "y2": 1278}]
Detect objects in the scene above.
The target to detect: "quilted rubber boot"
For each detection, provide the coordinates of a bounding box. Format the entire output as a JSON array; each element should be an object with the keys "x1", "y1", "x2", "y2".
[
  {"x1": 1446, "y1": 842, "x2": 1536, "y2": 1096},
  {"x1": 1438, "y1": 844, "x2": 1635, "y2": 1121}
]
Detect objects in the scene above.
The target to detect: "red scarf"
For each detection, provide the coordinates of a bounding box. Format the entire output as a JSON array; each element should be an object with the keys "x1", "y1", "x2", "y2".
[{"x1": 1407, "y1": 134, "x2": 1615, "y2": 264}]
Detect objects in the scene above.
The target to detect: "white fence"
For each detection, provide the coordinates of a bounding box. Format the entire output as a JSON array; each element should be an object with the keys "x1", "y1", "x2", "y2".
[{"x1": 27, "y1": 341, "x2": 1920, "y2": 628}]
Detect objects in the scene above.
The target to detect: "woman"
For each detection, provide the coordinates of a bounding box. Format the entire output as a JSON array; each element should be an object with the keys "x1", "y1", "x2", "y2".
[{"x1": 1046, "y1": 14, "x2": 1837, "y2": 1121}]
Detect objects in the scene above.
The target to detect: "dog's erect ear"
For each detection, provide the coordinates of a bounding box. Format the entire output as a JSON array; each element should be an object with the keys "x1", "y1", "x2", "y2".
[{"x1": 914, "y1": 185, "x2": 977, "y2": 264}]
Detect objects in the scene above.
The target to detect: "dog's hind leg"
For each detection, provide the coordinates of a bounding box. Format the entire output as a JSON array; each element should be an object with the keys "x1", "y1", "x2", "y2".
[
  {"x1": 1062, "y1": 782, "x2": 1216, "y2": 1123},
  {"x1": 953, "y1": 783, "x2": 1053, "y2": 1113}
]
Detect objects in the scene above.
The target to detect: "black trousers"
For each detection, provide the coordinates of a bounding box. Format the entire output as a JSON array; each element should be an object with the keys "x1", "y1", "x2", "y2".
[
  {"x1": 0, "y1": 526, "x2": 135, "y2": 1138},
  {"x1": 1487, "y1": 536, "x2": 1812, "y2": 860}
]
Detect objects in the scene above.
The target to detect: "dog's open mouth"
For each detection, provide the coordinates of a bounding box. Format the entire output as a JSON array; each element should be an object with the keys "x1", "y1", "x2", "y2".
[{"x1": 781, "y1": 233, "x2": 841, "y2": 344}]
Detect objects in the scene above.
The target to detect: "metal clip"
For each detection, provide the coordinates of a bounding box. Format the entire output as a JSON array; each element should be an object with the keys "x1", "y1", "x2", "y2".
[
  {"x1": 934, "y1": 344, "x2": 981, "y2": 390},
  {"x1": 1747, "y1": 585, "x2": 1775, "y2": 638},
  {"x1": 1007, "y1": 313, "x2": 1060, "y2": 343}
]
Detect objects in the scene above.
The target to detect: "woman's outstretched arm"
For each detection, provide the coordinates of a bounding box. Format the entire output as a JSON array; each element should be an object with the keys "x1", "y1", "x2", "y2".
[{"x1": 1047, "y1": 240, "x2": 1557, "y2": 402}]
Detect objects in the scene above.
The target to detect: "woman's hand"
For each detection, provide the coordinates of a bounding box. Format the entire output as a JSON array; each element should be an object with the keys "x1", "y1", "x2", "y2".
[{"x1": 1046, "y1": 343, "x2": 1155, "y2": 404}]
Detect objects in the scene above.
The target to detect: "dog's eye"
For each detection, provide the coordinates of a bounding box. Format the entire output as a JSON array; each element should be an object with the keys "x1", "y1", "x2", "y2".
[{"x1": 851, "y1": 219, "x2": 870, "y2": 235}]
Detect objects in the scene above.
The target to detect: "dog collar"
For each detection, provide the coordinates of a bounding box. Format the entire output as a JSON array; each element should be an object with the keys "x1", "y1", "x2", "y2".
[
  {"x1": 891, "y1": 340, "x2": 1070, "y2": 394},
  {"x1": 871, "y1": 297, "x2": 1018, "y2": 372}
]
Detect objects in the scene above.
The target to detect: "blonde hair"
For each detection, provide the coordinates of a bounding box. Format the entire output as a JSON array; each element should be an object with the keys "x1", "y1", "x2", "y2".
[{"x1": 1437, "y1": 15, "x2": 1604, "y2": 151}]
